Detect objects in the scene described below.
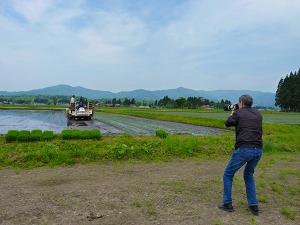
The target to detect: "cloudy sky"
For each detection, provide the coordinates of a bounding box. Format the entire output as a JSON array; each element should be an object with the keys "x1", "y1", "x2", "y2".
[{"x1": 1, "y1": 0, "x2": 299, "y2": 93}]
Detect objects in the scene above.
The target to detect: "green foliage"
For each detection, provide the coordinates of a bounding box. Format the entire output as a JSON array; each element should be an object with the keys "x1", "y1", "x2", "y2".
[
  {"x1": 31, "y1": 129, "x2": 43, "y2": 141},
  {"x1": 61, "y1": 129, "x2": 102, "y2": 140},
  {"x1": 17, "y1": 130, "x2": 31, "y2": 142},
  {"x1": 42, "y1": 131, "x2": 54, "y2": 141},
  {"x1": 108, "y1": 143, "x2": 132, "y2": 159},
  {"x1": 250, "y1": 217, "x2": 256, "y2": 225},
  {"x1": 90, "y1": 129, "x2": 102, "y2": 139},
  {"x1": 61, "y1": 130, "x2": 73, "y2": 140},
  {"x1": 280, "y1": 207, "x2": 295, "y2": 220},
  {"x1": 155, "y1": 129, "x2": 169, "y2": 138},
  {"x1": 262, "y1": 142, "x2": 274, "y2": 153},
  {"x1": 257, "y1": 194, "x2": 268, "y2": 203},
  {"x1": 289, "y1": 188, "x2": 298, "y2": 195},
  {"x1": 258, "y1": 181, "x2": 266, "y2": 188},
  {"x1": 0, "y1": 127, "x2": 299, "y2": 170},
  {"x1": 163, "y1": 135, "x2": 200, "y2": 157},
  {"x1": 72, "y1": 130, "x2": 82, "y2": 139},
  {"x1": 5, "y1": 130, "x2": 19, "y2": 142},
  {"x1": 0, "y1": 94, "x2": 73, "y2": 106},
  {"x1": 263, "y1": 124, "x2": 300, "y2": 153},
  {"x1": 275, "y1": 68, "x2": 300, "y2": 112},
  {"x1": 271, "y1": 184, "x2": 283, "y2": 193},
  {"x1": 5, "y1": 129, "x2": 54, "y2": 142},
  {"x1": 132, "y1": 200, "x2": 142, "y2": 208},
  {"x1": 52, "y1": 96, "x2": 58, "y2": 105},
  {"x1": 5, "y1": 129, "x2": 100, "y2": 142}
]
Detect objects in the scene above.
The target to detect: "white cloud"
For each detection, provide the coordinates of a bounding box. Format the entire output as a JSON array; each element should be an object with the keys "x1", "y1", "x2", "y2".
[
  {"x1": 0, "y1": 0, "x2": 299, "y2": 92},
  {"x1": 12, "y1": 0, "x2": 53, "y2": 24}
]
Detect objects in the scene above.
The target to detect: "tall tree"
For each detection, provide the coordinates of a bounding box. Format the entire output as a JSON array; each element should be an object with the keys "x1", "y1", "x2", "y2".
[
  {"x1": 275, "y1": 68, "x2": 300, "y2": 112},
  {"x1": 112, "y1": 98, "x2": 117, "y2": 106},
  {"x1": 52, "y1": 96, "x2": 58, "y2": 105},
  {"x1": 158, "y1": 96, "x2": 171, "y2": 107},
  {"x1": 175, "y1": 97, "x2": 187, "y2": 108}
]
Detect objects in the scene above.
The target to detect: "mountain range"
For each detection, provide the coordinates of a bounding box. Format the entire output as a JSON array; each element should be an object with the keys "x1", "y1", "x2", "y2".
[{"x1": 0, "y1": 84, "x2": 276, "y2": 107}]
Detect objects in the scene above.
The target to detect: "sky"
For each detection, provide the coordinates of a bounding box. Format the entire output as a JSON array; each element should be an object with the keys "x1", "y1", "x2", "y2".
[{"x1": 1, "y1": 0, "x2": 300, "y2": 93}]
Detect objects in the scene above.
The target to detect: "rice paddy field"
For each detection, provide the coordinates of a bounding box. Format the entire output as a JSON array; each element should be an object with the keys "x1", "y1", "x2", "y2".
[
  {"x1": 0, "y1": 109, "x2": 228, "y2": 136},
  {"x1": 99, "y1": 108, "x2": 300, "y2": 125}
]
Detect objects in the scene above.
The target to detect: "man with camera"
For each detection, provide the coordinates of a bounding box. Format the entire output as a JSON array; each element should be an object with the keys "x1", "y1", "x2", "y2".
[{"x1": 218, "y1": 94, "x2": 263, "y2": 216}]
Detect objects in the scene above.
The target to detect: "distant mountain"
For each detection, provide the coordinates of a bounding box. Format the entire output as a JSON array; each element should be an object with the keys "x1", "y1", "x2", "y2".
[
  {"x1": 0, "y1": 84, "x2": 276, "y2": 107},
  {"x1": 204, "y1": 90, "x2": 275, "y2": 107},
  {"x1": 0, "y1": 84, "x2": 115, "y2": 99}
]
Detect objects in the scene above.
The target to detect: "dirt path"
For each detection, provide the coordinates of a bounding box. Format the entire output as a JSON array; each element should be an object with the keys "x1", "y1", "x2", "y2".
[{"x1": 0, "y1": 158, "x2": 298, "y2": 225}]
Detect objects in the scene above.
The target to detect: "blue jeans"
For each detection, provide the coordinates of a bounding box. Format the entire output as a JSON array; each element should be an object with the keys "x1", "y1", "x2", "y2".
[{"x1": 222, "y1": 147, "x2": 262, "y2": 206}]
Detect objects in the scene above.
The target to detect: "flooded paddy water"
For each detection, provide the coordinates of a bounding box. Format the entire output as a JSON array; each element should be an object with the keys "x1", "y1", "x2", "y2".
[
  {"x1": 93, "y1": 112, "x2": 228, "y2": 136},
  {"x1": 0, "y1": 110, "x2": 228, "y2": 136},
  {"x1": 0, "y1": 110, "x2": 123, "y2": 135},
  {"x1": 0, "y1": 110, "x2": 67, "y2": 134}
]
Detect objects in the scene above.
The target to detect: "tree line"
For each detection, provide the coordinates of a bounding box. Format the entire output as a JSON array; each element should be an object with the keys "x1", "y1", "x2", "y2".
[
  {"x1": 0, "y1": 95, "x2": 88, "y2": 106},
  {"x1": 0, "y1": 95, "x2": 69, "y2": 105},
  {"x1": 97, "y1": 96, "x2": 231, "y2": 108},
  {"x1": 275, "y1": 68, "x2": 300, "y2": 112},
  {"x1": 0, "y1": 94, "x2": 232, "y2": 109}
]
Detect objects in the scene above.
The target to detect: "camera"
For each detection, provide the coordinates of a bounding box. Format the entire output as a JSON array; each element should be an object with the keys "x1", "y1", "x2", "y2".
[{"x1": 223, "y1": 104, "x2": 239, "y2": 111}]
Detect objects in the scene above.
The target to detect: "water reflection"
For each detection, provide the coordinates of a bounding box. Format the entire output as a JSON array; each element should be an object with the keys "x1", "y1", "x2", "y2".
[{"x1": 0, "y1": 110, "x2": 67, "y2": 134}]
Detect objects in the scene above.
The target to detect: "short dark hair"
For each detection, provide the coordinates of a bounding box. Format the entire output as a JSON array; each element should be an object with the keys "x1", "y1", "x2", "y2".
[{"x1": 239, "y1": 94, "x2": 253, "y2": 107}]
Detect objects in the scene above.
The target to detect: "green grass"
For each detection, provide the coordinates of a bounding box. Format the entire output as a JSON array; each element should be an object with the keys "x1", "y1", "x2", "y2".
[
  {"x1": 270, "y1": 184, "x2": 284, "y2": 193},
  {"x1": 61, "y1": 129, "x2": 102, "y2": 140},
  {"x1": 256, "y1": 152, "x2": 300, "y2": 222},
  {"x1": 0, "y1": 132, "x2": 231, "y2": 168},
  {"x1": 95, "y1": 108, "x2": 300, "y2": 154},
  {"x1": 155, "y1": 129, "x2": 169, "y2": 138},
  {"x1": 132, "y1": 200, "x2": 142, "y2": 208},
  {"x1": 280, "y1": 207, "x2": 296, "y2": 220},
  {"x1": 1, "y1": 108, "x2": 299, "y2": 168}
]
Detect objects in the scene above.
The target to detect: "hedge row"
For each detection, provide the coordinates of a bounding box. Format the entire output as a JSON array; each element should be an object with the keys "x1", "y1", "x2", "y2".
[{"x1": 5, "y1": 130, "x2": 54, "y2": 142}]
